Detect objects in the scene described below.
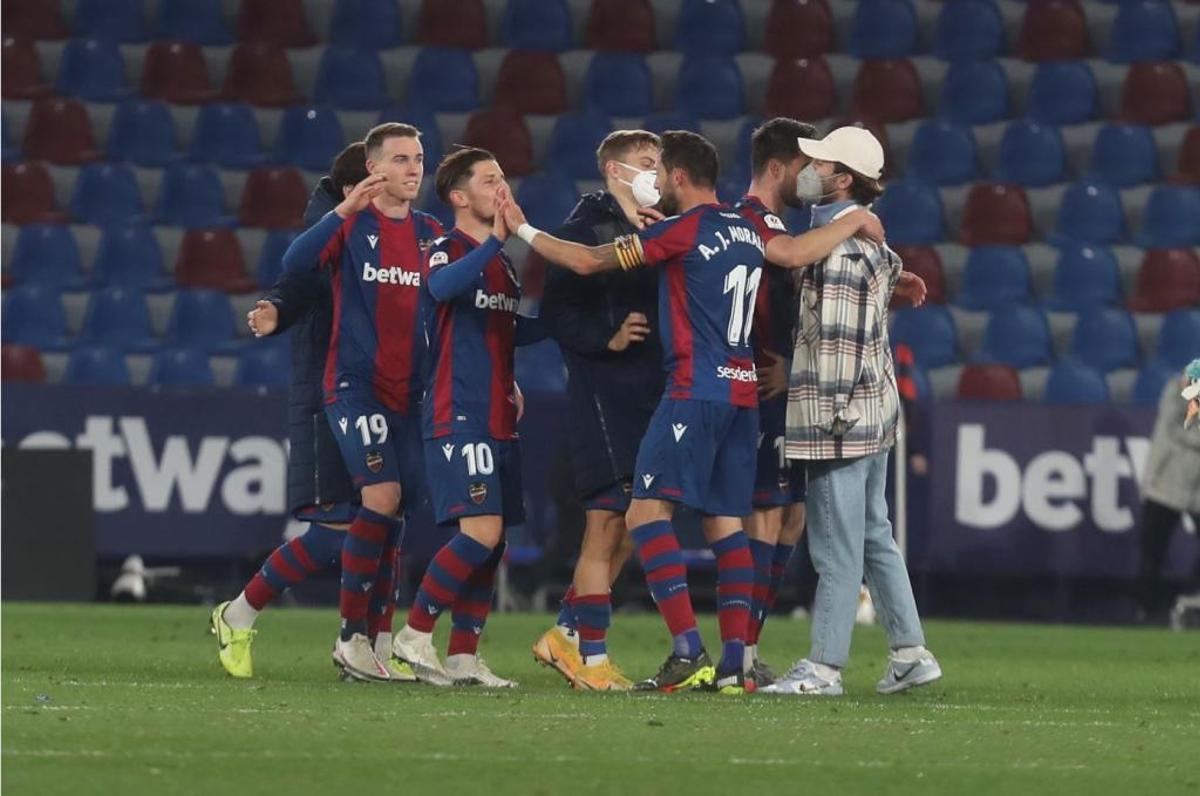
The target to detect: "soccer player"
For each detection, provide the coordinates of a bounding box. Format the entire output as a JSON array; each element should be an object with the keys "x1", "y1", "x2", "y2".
[
  {"x1": 275, "y1": 123, "x2": 443, "y2": 681},
  {"x1": 389, "y1": 148, "x2": 539, "y2": 688}
]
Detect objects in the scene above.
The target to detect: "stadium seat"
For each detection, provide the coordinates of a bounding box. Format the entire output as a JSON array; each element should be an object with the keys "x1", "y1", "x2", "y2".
[
  {"x1": 676, "y1": 0, "x2": 744, "y2": 55},
  {"x1": 64, "y1": 345, "x2": 130, "y2": 385},
  {"x1": 236, "y1": 0, "x2": 316, "y2": 47},
  {"x1": 850, "y1": 59, "x2": 924, "y2": 123},
  {"x1": 874, "y1": 181, "x2": 944, "y2": 244},
  {"x1": 892, "y1": 246, "x2": 947, "y2": 305},
  {"x1": 993, "y1": 120, "x2": 1066, "y2": 187},
  {"x1": 905, "y1": 120, "x2": 978, "y2": 186},
  {"x1": 1132, "y1": 359, "x2": 1177, "y2": 404},
  {"x1": 1128, "y1": 248, "x2": 1200, "y2": 312},
  {"x1": 502, "y1": 0, "x2": 572, "y2": 51},
  {"x1": 1053, "y1": 180, "x2": 1126, "y2": 244},
  {"x1": 72, "y1": 0, "x2": 146, "y2": 42},
  {"x1": 1025, "y1": 61, "x2": 1097, "y2": 125},
  {"x1": 415, "y1": 0, "x2": 488, "y2": 49},
  {"x1": 2, "y1": 284, "x2": 67, "y2": 348},
  {"x1": 516, "y1": 173, "x2": 579, "y2": 231},
  {"x1": 1043, "y1": 359, "x2": 1110, "y2": 404},
  {"x1": 106, "y1": 99, "x2": 178, "y2": 167},
  {"x1": 1, "y1": 162, "x2": 64, "y2": 224},
  {"x1": 234, "y1": 343, "x2": 289, "y2": 387},
  {"x1": 54, "y1": 38, "x2": 129, "y2": 101},
  {"x1": 763, "y1": 0, "x2": 834, "y2": 59},
  {"x1": 10, "y1": 224, "x2": 82, "y2": 288},
  {"x1": 2, "y1": 0, "x2": 68, "y2": 40},
  {"x1": 2, "y1": 36, "x2": 51, "y2": 99},
  {"x1": 82, "y1": 286, "x2": 155, "y2": 350},
  {"x1": 313, "y1": 47, "x2": 389, "y2": 110},
  {"x1": 154, "y1": 162, "x2": 232, "y2": 228},
  {"x1": 584, "y1": 0, "x2": 656, "y2": 52},
  {"x1": 960, "y1": 183, "x2": 1032, "y2": 245},
  {"x1": 274, "y1": 106, "x2": 345, "y2": 173},
  {"x1": 22, "y1": 98, "x2": 100, "y2": 164},
  {"x1": 238, "y1": 167, "x2": 308, "y2": 229},
  {"x1": 956, "y1": 364, "x2": 1022, "y2": 401},
  {"x1": 546, "y1": 109, "x2": 613, "y2": 179},
  {"x1": 1070, "y1": 307, "x2": 1139, "y2": 372},
  {"x1": 1016, "y1": 0, "x2": 1088, "y2": 61},
  {"x1": 148, "y1": 347, "x2": 214, "y2": 386},
  {"x1": 0, "y1": 111, "x2": 16, "y2": 162},
  {"x1": 189, "y1": 103, "x2": 267, "y2": 169},
  {"x1": 69, "y1": 162, "x2": 144, "y2": 225},
  {"x1": 494, "y1": 51, "x2": 567, "y2": 115},
  {"x1": 1157, "y1": 308, "x2": 1200, "y2": 368},
  {"x1": 763, "y1": 57, "x2": 837, "y2": 121},
  {"x1": 378, "y1": 104, "x2": 443, "y2": 166},
  {"x1": 1107, "y1": 0, "x2": 1180, "y2": 63},
  {"x1": 956, "y1": 246, "x2": 1032, "y2": 310},
  {"x1": 584, "y1": 53, "x2": 653, "y2": 117},
  {"x1": 407, "y1": 48, "x2": 479, "y2": 113},
  {"x1": 1045, "y1": 243, "x2": 1122, "y2": 311},
  {"x1": 167, "y1": 289, "x2": 237, "y2": 352},
  {"x1": 1120, "y1": 62, "x2": 1192, "y2": 125},
  {"x1": 139, "y1": 41, "x2": 217, "y2": 105},
  {"x1": 676, "y1": 57, "x2": 744, "y2": 120},
  {"x1": 256, "y1": 229, "x2": 298, "y2": 288},
  {"x1": 849, "y1": 0, "x2": 918, "y2": 58},
  {"x1": 938, "y1": 60, "x2": 1010, "y2": 124},
  {"x1": 154, "y1": 0, "x2": 232, "y2": 45},
  {"x1": 1173, "y1": 126, "x2": 1200, "y2": 184},
  {"x1": 92, "y1": 223, "x2": 169, "y2": 291},
  {"x1": 934, "y1": 0, "x2": 1004, "y2": 61},
  {"x1": 329, "y1": 0, "x2": 404, "y2": 50},
  {"x1": 462, "y1": 107, "x2": 533, "y2": 177},
  {"x1": 1135, "y1": 185, "x2": 1200, "y2": 247},
  {"x1": 175, "y1": 229, "x2": 256, "y2": 293},
  {"x1": 642, "y1": 112, "x2": 702, "y2": 136},
  {"x1": 515, "y1": 339, "x2": 567, "y2": 393},
  {"x1": 222, "y1": 43, "x2": 301, "y2": 107},
  {"x1": 2, "y1": 344, "x2": 46, "y2": 382},
  {"x1": 977, "y1": 306, "x2": 1053, "y2": 368},
  {"x1": 1087, "y1": 124, "x2": 1159, "y2": 187},
  {"x1": 889, "y1": 305, "x2": 959, "y2": 368}
]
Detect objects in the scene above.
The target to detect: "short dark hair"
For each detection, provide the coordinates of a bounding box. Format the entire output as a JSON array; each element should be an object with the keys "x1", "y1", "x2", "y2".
[
  {"x1": 658, "y1": 130, "x2": 718, "y2": 190},
  {"x1": 750, "y1": 117, "x2": 819, "y2": 177},
  {"x1": 330, "y1": 142, "x2": 368, "y2": 194},
  {"x1": 434, "y1": 146, "x2": 496, "y2": 204},
  {"x1": 364, "y1": 122, "x2": 420, "y2": 160},
  {"x1": 595, "y1": 129, "x2": 661, "y2": 176},
  {"x1": 834, "y1": 163, "x2": 885, "y2": 205}
]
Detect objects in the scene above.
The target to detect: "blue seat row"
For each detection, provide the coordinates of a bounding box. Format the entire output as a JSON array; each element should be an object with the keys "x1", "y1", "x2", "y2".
[{"x1": 62, "y1": 342, "x2": 289, "y2": 387}]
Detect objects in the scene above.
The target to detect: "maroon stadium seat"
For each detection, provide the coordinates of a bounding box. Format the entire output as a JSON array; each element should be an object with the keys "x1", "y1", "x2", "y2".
[
  {"x1": 585, "y1": 0, "x2": 657, "y2": 52},
  {"x1": 2, "y1": 37, "x2": 51, "y2": 99},
  {"x1": 1, "y1": 344, "x2": 46, "y2": 383},
  {"x1": 463, "y1": 107, "x2": 534, "y2": 177},
  {"x1": 494, "y1": 51, "x2": 567, "y2": 115},
  {"x1": 415, "y1": 0, "x2": 489, "y2": 49},
  {"x1": 851, "y1": 59, "x2": 924, "y2": 123},
  {"x1": 1127, "y1": 248, "x2": 1200, "y2": 313},
  {"x1": 764, "y1": 0, "x2": 834, "y2": 59},
  {"x1": 1173, "y1": 126, "x2": 1200, "y2": 185},
  {"x1": 1120, "y1": 62, "x2": 1192, "y2": 126},
  {"x1": 960, "y1": 183, "x2": 1032, "y2": 245},
  {"x1": 21, "y1": 97, "x2": 101, "y2": 164},
  {"x1": 238, "y1": 166, "x2": 309, "y2": 229},
  {"x1": 764, "y1": 57, "x2": 836, "y2": 121},
  {"x1": 175, "y1": 229, "x2": 258, "y2": 294},
  {"x1": 890, "y1": 245, "x2": 947, "y2": 308},
  {"x1": 1016, "y1": 0, "x2": 1088, "y2": 61},
  {"x1": 139, "y1": 41, "x2": 217, "y2": 105},
  {"x1": 236, "y1": 0, "x2": 316, "y2": 47},
  {"x1": 956, "y1": 364, "x2": 1022, "y2": 401},
  {"x1": 1, "y1": 162, "x2": 65, "y2": 224},
  {"x1": 222, "y1": 44, "x2": 301, "y2": 107},
  {"x1": 1, "y1": 0, "x2": 68, "y2": 40}
]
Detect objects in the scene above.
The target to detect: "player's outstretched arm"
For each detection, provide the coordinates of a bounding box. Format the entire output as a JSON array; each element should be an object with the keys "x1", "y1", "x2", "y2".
[
  {"x1": 764, "y1": 208, "x2": 885, "y2": 270},
  {"x1": 498, "y1": 197, "x2": 627, "y2": 275}
]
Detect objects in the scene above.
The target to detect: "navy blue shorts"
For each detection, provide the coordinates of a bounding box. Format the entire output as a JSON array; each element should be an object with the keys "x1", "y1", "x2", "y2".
[
  {"x1": 632, "y1": 398, "x2": 758, "y2": 518},
  {"x1": 424, "y1": 434, "x2": 525, "y2": 527},
  {"x1": 324, "y1": 395, "x2": 425, "y2": 505},
  {"x1": 582, "y1": 478, "x2": 634, "y2": 513},
  {"x1": 292, "y1": 502, "x2": 359, "y2": 524},
  {"x1": 752, "y1": 395, "x2": 807, "y2": 508}
]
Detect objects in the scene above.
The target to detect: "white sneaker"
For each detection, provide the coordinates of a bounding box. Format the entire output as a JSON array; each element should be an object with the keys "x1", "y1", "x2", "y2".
[
  {"x1": 759, "y1": 659, "x2": 843, "y2": 696},
  {"x1": 444, "y1": 653, "x2": 518, "y2": 688},
  {"x1": 876, "y1": 649, "x2": 942, "y2": 694},
  {"x1": 391, "y1": 625, "x2": 453, "y2": 686},
  {"x1": 332, "y1": 633, "x2": 390, "y2": 682},
  {"x1": 855, "y1": 586, "x2": 877, "y2": 626}
]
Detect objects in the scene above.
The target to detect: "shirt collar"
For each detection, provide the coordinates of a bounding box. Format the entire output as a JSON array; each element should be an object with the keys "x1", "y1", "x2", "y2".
[{"x1": 810, "y1": 200, "x2": 860, "y2": 228}]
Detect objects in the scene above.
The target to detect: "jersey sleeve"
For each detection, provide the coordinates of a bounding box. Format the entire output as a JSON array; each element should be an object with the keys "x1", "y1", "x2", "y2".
[
  {"x1": 748, "y1": 208, "x2": 789, "y2": 244},
  {"x1": 636, "y1": 215, "x2": 695, "y2": 266}
]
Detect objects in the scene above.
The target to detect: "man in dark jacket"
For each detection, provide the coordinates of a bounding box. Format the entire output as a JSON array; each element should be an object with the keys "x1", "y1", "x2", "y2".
[{"x1": 532, "y1": 130, "x2": 666, "y2": 689}]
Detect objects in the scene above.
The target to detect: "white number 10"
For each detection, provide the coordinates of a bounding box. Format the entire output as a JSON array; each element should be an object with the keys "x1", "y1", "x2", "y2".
[{"x1": 723, "y1": 264, "x2": 763, "y2": 346}]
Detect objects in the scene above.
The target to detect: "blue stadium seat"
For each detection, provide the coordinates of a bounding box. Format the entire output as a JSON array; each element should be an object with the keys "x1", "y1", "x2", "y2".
[
  {"x1": 1132, "y1": 359, "x2": 1177, "y2": 405},
  {"x1": 92, "y1": 223, "x2": 169, "y2": 291},
  {"x1": 10, "y1": 225, "x2": 83, "y2": 288},
  {"x1": 675, "y1": 57, "x2": 744, "y2": 120},
  {"x1": 734, "y1": 117, "x2": 763, "y2": 174},
  {"x1": 516, "y1": 173, "x2": 578, "y2": 231},
  {"x1": 65, "y1": 345, "x2": 131, "y2": 385},
  {"x1": 1086, "y1": 124, "x2": 1159, "y2": 187},
  {"x1": 514, "y1": 339, "x2": 567, "y2": 393},
  {"x1": 149, "y1": 346, "x2": 214, "y2": 386},
  {"x1": 155, "y1": 0, "x2": 232, "y2": 45},
  {"x1": 977, "y1": 306, "x2": 1053, "y2": 368},
  {"x1": 546, "y1": 110, "x2": 613, "y2": 180},
  {"x1": 1158, "y1": 308, "x2": 1200, "y2": 368},
  {"x1": 584, "y1": 53, "x2": 653, "y2": 117},
  {"x1": 873, "y1": 181, "x2": 944, "y2": 244},
  {"x1": 675, "y1": 0, "x2": 745, "y2": 55},
  {"x1": 313, "y1": 47, "x2": 389, "y2": 110},
  {"x1": 2, "y1": 285, "x2": 68, "y2": 349},
  {"x1": 849, "y1": 0, "x2": 918, "y2": 58},
  {"x1": 1053, "y1": 181, "x2": 1126, "y2": 245},
  {"x1": 2, "y1": 110, "x2": 19, "y2": 162},
  {"x1": 106, "y1": 99, "x2": 178, "y2": 167},
  {"x1": 1043, "y1": 359, "x2": 1110, "y2": 404},
  {"x1": 1044, "y1": 243, "x2": 1121, "y2": 311},
  {"x1": 717, "y1": 164, "x2": 749, "y2": 205},
  {"x1": 939, "y1": 60, "x2": 1009, "y2": 124},
  {"x1": 190, "y1": 103, "x2": 267, "y2": 169},
  {"x1": 377, "y1": 104, "x2": 443, "y2": 166},
  {"x1": 424, "y1": 196, "x2": 455, "y2": 232},
  {"x1": 274, "y1": 106, "x2": 345, "y2": 172},
  {"x1": 256, "y1": 229, "x2": 299, "y2": 288},
  {"x1": 1070, "y1": 307, "x2": 1139, "y2": 372},
  {"x1": 82, "y1": 286, "x2": 156, "y2": 351},
  {"x1": 329, "y1": 0, "x2": 404, "y2": 49},
  {"x1": 905, "y1": 120, "x2": 978, "y2": 186},
  {"x1": 72, "y1": 0, "x2": 147, "y2": 42},
  {"x1": 502, "y1": 0, "x2": 572, "y2": 51},
  {"x1": 889, "y1": 306, "x2": 959, "y2": 368},
  {"x1": 642, "y1": 112, "x2": 701, "y2": 135},
  {"x1": 407, "y1": 48, "x2": 479, "y2": 113},
  {"x1": 167, "y1": 289, "x2": 237, "y2": 352},
  {"x1": 154, "y1": 162, "x2": 232, "y2": 227},
  {"x1": 956, "y1": 246, "x2": 1032, "y2": 310},
  {"x1": 1136, "y1": 186, "x2": 1200, "y2": 247},
  {"x1": 994, "y1": 120, "x2": 1066, "y2": 187},
  {"x1": 1107, "y1": 0, "x2": 1180, "y2": 63},
  {"x1": 234, "y1": 342, "x2": 290, "y2": 387},
  {"x1": 934, "y1": 0, "x2": 1004, "y2": 61},
  {"x1": 1026, "y1": 62, "x2": 1097, "y2": 124},
  {"x1": 70, "y1": 162, "x2": 144, "y2": 226},
  {"x1": 55, "y1": 38, "x2": 130, "y2": 101}
]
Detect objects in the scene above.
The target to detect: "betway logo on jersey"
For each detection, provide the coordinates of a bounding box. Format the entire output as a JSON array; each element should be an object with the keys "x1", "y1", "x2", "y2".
[
  {"x1": 362, "y1": 262, "x2": 421, "y2": 286},
  {"x1": 716, "y1": 365, "x2": 758, "y2": 383},
  {"x1": 474, "y1": 290, "x2": 519, "y2": 312}
]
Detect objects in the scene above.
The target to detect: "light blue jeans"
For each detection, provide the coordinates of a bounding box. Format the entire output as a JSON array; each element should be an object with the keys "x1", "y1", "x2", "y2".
[{"x1": 806, "y1": 451, "x2": 925, "y2": 668}]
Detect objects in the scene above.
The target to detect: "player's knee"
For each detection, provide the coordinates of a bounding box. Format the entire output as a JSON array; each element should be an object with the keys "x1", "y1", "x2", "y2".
[
  {"x1": 361, "y1": 483, "x2": 402, "y2": 516},
  {"x1": 460, "y1": 514, "x2": 504, "y2": 548}
]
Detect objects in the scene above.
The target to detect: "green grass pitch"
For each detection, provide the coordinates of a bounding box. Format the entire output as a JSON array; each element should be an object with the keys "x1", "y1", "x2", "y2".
[{"x1": 3, "y1": 603, "x2": 1199, "y2": 795}]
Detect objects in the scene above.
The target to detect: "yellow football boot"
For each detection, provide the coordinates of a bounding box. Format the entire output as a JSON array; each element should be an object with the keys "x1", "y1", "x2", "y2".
[
  {"x1": 210, "y1": 601, "x2": 256, "y2": 679},
  {"x1": 572, "y1": 658, "x2": 633, "y2": 691},
  {"x1": 532, "y1": 626, "x2": 582, "y2": 683}
]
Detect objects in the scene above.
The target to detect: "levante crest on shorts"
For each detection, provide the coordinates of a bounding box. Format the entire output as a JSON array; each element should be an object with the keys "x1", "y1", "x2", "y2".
[
  {"x1": 468, "y1": 482, "x2": 488, "y2": 505},
  {"x1": 365, "y1": 451, "x2": 384, "y2": 473}
]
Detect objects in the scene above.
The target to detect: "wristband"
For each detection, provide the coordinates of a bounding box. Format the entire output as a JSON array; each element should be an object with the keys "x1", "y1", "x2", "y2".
[{"x1": 516, "y1": 223, "x2": 540, "y2": 245}]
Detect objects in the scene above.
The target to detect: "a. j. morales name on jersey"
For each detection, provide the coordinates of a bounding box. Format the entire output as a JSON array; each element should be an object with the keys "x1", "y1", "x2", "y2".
[{"x1": 698, "y1": 217, "x2": 765, "y2": 261}]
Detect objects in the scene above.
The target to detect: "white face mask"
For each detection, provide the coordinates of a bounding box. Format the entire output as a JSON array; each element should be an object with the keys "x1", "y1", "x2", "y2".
[
  {"x1": 795, "y1": 163, "x2": 837, "y2": 204},
  {"x1": 616, "y1": 161, "x2": 661, "y2": 208}
]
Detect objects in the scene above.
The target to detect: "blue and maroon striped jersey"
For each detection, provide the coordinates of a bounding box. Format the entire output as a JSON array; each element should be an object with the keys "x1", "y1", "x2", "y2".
[
  {"x1": 316, "y1": 205, "x2": 443, "y2": 413},
  {"x1": 422, "y1": 229, "x2": 522, "y2": 441},
  {"x1": 636, "y1": 203, "x2": 766, "y2": 408},
  {"x1": 733, "y1": 194, "x2": 799, "y2": 369}
]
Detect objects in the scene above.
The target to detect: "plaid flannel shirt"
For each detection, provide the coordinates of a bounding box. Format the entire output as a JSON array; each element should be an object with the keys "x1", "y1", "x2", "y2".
[{"x1": 785, "y1": 201, "x2": 902, "y2": 461}]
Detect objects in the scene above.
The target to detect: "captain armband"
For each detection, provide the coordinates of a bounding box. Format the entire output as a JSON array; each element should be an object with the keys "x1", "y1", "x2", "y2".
[{"x1": 612, "y1": 234, "x2": 646, "y2": 271}]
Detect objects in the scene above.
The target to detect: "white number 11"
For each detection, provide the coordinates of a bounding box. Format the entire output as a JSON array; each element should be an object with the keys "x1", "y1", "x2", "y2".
[{"x1": 723, "y1": 264, "x2": 762, "y2": 346}]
